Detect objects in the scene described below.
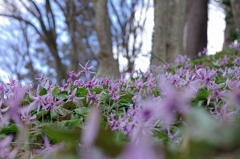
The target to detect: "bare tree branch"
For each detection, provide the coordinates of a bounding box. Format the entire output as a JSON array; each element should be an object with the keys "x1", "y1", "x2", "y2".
[{"x1": 0, "y1": 13, "x2": 44, "y2": 40}]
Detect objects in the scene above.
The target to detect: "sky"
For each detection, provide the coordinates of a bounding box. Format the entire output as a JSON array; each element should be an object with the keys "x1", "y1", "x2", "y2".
[{"x1": 0, "y1": 0, "x2": 226, "y2": 82}]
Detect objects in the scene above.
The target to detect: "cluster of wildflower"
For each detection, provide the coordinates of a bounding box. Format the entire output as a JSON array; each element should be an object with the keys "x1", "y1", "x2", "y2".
[
  {"x1": 0, "y1": 49, "x2": 240, "y2": 158},
  {"x1": 229, "y1": 41, "x2": 240, "y2": 51},
  {"x1": 197, "y1": 47, "x2": 208, "y2": 57}
]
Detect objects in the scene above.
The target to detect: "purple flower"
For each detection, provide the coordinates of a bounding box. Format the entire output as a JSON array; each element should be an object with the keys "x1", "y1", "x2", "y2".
[
  {"x1": 174, "y1": 55, "x2": 190, "y2": 65},
  {"x1": 233, "y1": 57, "x2": 240, "y2": 65},
  {"x1": 35, "y1": 74, "x2": 46, "y2": 83},
  {"x1": 221, "y1": 55, "x2": 229, "y2": 66},
  {"x1": 134, "y1": 78, "x2": 145, "y2": 90},
  {"x1": 42, "y1": 95, "x2": 62, "y2": 111},
  {"x1": 168, "y1": 74, "x2": 185, "y2": 87},
  {"x1": 119, "y1": 138, "x2": 161, "y2": 159},
  {"x1": 74, "y1": 79, "x2": 84, "y2": 87},
  {"x1": 132, "y1": 95, "x2": 141, "y2": 103},
  {"x1": 0, "y1": 83, "x2": 5, "y2": 93},
  {"x1": 6, "y1": 77, "x2": 18, "y2": 89},
  {"x1": 66, "y1": 88, "x2": 83, "y2": 104},
  {"x1": 229, "y1": 42, "x2": 240, "y2": 50},
  {"x1": 81, "y1": 108, "x2": 100, "y2": 145},
  {"x1": 87, "y1": 90, "x2": 99, "y2": 105},
  {"x1": 108, "y1": 83, "x2": 120, "y2": 101},
  {"x1": 34, "y1": 136, "x2": 64, "y2": 157},
  {"x1": 226, "y1": 79, "x2": 240, "y2": 90},
  {"x1": 145, "y1": 76, "x2": 156, "y2": 89},
  {"x1": 143, "y1": 70, "x2": 153, "y2": 80},
  {"x1": 0, "y1": 135, "x2": 13, "y2": 158},
  {"x1": 195, "y1": 68, "x2": 216, "y2": 89},
  {"x1": 20, "y1": 105, "x2": 37, "y2": 125},
  {"x1": 0, "y1": 99, "x2": 9, "y2": 124},
  {"x1": 34, "y1": 136, "x2": 52, "y2": 153},
  {"x1": 79, "y1": 60, "x2": 95, "y2": 80},
  {"x1": 198, "y1": 47, "x2": 208, "y2": 57},
  {"x1": 3, "y1": 86, "x2": 29, "y2": 126},
  {"x1": 156, "y1": 78, "x2": 198, "y2": 127},
  {"x1": 67, "y1": 71, "x2": 81, "y2": 84},
  {"x1": 100, "y1": 77, "x2": 111, "y2": 86},
  {"x1": 210, "y1": 103, "x2": 236, "y2": 121},
  {"x1": 108, "y1": 105, "x2": 141, "y2": 137},
  {"x1": 207, "y1": 84, "x2": 226, "y2": 104},
  {"x1": 28, "y1": 85, "x2": 48, "y2": 112},
  {"x1": 42, "y1": 80, "x2": 55, "y2": 91},
  {"x1": 227, "y1": 88, "x2": 240, "y2": 111},
  {"x1": 84, "y1": 77, "x2": 97, "y2": 89}
]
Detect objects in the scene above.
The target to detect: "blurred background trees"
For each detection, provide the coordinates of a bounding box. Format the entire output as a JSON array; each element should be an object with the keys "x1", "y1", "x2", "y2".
[
  {"x1": 0, "y1": 0, "x2": 239, "y2": 83},
  {"x1": 151, "y1": 0, "x2": 188, "y2": 65},
  {"x1": 0, "y1": 0, "x2": 98, "y2": 84}
]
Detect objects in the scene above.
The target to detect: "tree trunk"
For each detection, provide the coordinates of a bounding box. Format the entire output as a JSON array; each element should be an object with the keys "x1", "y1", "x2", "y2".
[
  {"x1": 167, "y1": 0, "x2": 188, "y2": 62},
  {"x1": 47, "y1": 42, "x2": 67, "y2": 84},
  {"x1": 92, "y1": 0, "x2": 120, "y2": 78},
  {"x1": 151, "y1": 0, "x2": 169, "y2": 65},
  {"x1": 223, "y1": 4, "x2": 236, "y2": 49},
  {"x1": 151, "y1": 0, "x2": 188, "y2": 66},
  {"x1": 185, "y1": 0, "x2": 209, "y2": 59},
  {"x1": 230, "y1": 0, "x2": 240, "y2": 31}
]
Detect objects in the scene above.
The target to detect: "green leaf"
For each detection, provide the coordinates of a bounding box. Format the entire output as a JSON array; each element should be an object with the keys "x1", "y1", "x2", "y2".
[
  {"x1": 218, "y1": 83, "x2": 226, "y2": 89},
  {"x1": 29, "y1": 132, "x2": 43, "y2": 147},
  {"x1": 52, "y1": 86, "x2": 59, "y2": 97},
  {"x1": 36, "y1": 110, "x2": 48, "y2": 120},
  {"x1": 0, "y1": 134, "x2": 6, "y2": 139},
  {"x1": 25, "y1": 94, "x2": 33, "y2": 103},
  {"x1": 195, "y1": 88, "x2": 210, "y2": 101},
  {"x1": 114, "y1": 131, "x2": 127, "y2": 143},
  {"x1": 74, "y1": 107, "x2": 90, "y2": 116},
  {"x1": 62, "y1": 101, "x2": 76, "y2": 110},
  {"x1": 95, "y1": 127, "x2": 125, "y2": 157},
  {"x1": 103, "y1": 85, "x2": 108, "y2": 89},
  {"x1": 39, "y1": 88, "x2": 47, "y2": 96},
  {"x1": 227, "y1": 72, "x2": 234, "y2": 78},
  {"x1": 55, "y1": 107, "x2": 71, "y2": 116},
  {"x1": 0, "y1": 124, "x2": 18, "y2": 134},
  {"x1": 76, "y1": 87, "x2": 87, "y2": 97},
  {"x1": 153, "y1": 129, "x2": 169, "y2": 143},
  {"x1": 42, "y1": 124, "x2": 82, "y2": 144},
  {"x1": 185, "y1": 108, "x2": 222, "y2": 145},
  {"x1": 58, "y1": 91, "x2": 68, "y2": 100},
  {"x1": 191, "y1": 100, "x2": 205, "y2": 107},
  {"x1": 63, "y1": 119, "x2": 82, "y2": 128},
  {"x1": 58, "y1": 113, "x2": 72, "y2": 121},
  {"x1": 118, "y1": 102, "x2": 131, "y2": 108},
  {"x1": 90, "y1": 88, "x2": 103, "y2": 94},
  {"x1": 119, "y1": 93, "x2": 133, "y2": 101}
]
